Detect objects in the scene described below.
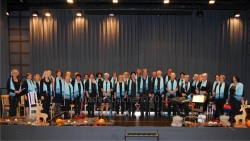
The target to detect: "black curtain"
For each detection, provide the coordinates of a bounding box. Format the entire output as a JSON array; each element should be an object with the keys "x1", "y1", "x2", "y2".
[
  {"x1": 30, "y1": 10, "x2": 249, "y2": 101},
  {"x1": 0, "y1": 0, "x2": 9, "y2": 88}
]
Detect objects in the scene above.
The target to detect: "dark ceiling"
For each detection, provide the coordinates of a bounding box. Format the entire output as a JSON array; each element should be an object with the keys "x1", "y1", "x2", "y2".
[{"x1": 7, "y1": 0, "x2": 250, "y2": 15}]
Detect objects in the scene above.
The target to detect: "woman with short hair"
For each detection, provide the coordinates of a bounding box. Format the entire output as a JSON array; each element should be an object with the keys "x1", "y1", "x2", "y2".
[
  {"x1": 7, "y1": 69, "x2": 22, "y2": 117},
  {"x1": 100, "y1": 73, "x2": 112, "y2": 117}
]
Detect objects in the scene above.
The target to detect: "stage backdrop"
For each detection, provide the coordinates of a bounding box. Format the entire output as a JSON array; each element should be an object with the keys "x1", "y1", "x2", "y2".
[
  {"x1": 0, "y1": 0, "x2": 9, "y2": 88},
  {"x1": 30, "y1": 10, "x2": 250, "y2": 100}
]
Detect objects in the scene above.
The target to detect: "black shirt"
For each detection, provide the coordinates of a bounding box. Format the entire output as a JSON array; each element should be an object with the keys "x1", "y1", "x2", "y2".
[
  {"x1": 128, "y1": 79, "x2": 137, "y2": 97},
  {"x1": 7, "y1": 77, "x2": 21, "y2": 94},
  {"x1": 85, "y1": 80, "x2": 98, "y2": 95}
]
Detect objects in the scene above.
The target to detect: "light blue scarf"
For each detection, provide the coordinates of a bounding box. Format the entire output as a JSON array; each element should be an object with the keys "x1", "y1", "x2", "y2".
[
  {"x1": 116, "y1": 82, "x2": 125, "y2": 98},
  {"x1": 9, "y1": 77, "x2": 20, "y2": 96},
  {"x1": 166, "y1": 79, "x2": 177, "y2": 97},
  {"x1": 215, "y1": 82, "x2": 225, "y2": 99},
  {"x1": 83, "y1": 79, "x2": 87, "y2": 88},
  {"x1": 55, "y1": 77, "x2": 64, "y2": 95},
  {"x1": 212, "y1": 81, "x2": 219, "y2": 92},
  {"x1": 178, "y1": 79, "x2": 184, "y2": 92},
  {"x1": 183, "y1": 81, "x2": 191, "y2": 99},
  {"x1": 140, "y1": 76, "x2": 148, "y2": 93},
  {"x1": 128, "y1": 79, "x2": 138, "y2": 96},
  {"x1": 165, "y1": 75, "x2": 170, "y2": 84},
  {"x1": 192, "y1": 80, "x2": 197, "y2": 87},
  {"x1": 88, "y1": 79, "x2": 98, "y2": 94},
  {"x1": 228, "y1": 82, "x2": 244, "y2": 101},
  {"x1": 64, "y1": 82, "x2": 73, "y2": 100},
  {"x1": 154, "y1": 77, "x2": 164, "y2": 94},
  {"x1": 182, "y1": 81, "x2": 190, "y2": 92},
  {"x1": 74, "y1": 80, "x2": 84, "y2": 98},
  {"x1": 103, "y1": 80, "x2": 111, "y2": 97},
  {"x1": 43, "y1": 81, "x2": 52, "y2": 96},
  {"x1": 110, "y1": 77, "x2": 117, "y2": 88},
  {"x1": 135, "y1": 74, "x2": 140, "y2": 80},
  {"x1": 96, "y1": 78, "x2": 104, "y2": 83},
  {"x1": 27, "y1": 79, "x2": 35, "y2": 92},
  {"x1": 199, "y1": 80, "x2": 207, "y2": 95}
]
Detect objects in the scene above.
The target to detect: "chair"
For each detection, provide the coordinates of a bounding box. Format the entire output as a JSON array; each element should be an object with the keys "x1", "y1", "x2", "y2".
[
  {"x1": 70, "y1": 104, "x2": 74, "y2": 119},
  {"x1": 50, "y1": 102, "x2": 54, "y2": 119},
  {"x1": 28, "y1": 92, "x2": 38, "y2": 115},
  {"x1": 17, "y1": 95, "x2": 25, "y2": 117},
  {"x1": 1, "y1": 94, "x2": 10, "y2": 117}
]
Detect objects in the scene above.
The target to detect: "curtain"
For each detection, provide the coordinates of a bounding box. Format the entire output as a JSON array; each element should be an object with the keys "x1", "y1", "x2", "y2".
[
  {"x1": 0, "y1": 0, "x2": 9, "y2": 88},
  {"x1": 30, "y1": 10, "x2": 249, "y2": 101}
]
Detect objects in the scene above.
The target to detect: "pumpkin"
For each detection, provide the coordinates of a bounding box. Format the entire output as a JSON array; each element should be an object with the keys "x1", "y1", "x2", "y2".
[{"x1": 246, "y1": 120, "x2": 250, "y2": 127}]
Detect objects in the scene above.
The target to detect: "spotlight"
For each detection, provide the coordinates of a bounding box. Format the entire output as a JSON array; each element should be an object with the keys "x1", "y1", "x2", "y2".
[
  {"x1": 113, "y1": 0, "x2": 118, "y2": 3},
  {"x1": 197, "y1": 11, "x2": 203, "y2": 17},
  {"x1": 234, "y1": 11, "x2": 240, "y2": 18},
  {"x1": 109, "y1": 14, "x2": 114, "y2": 16},
  {"x1": 163, "y1": 0, "x2": 169, "y2": 4},
  {"x1": 32, "y1": 11, "x2": 39, "y2": 17},
  {"x1": 76, "y1": 11, "x2": 82, "y2": 16},
  {"x1": 45, "y1": 11, "x2": 51, "y2": 17},
  {"x1": 209, "y1": 0, "x2": 215, "y2": 4},
  {"x1": 67, "y1": 0, "x2": 73, "y2": 3},
  {"x1": 6, "y1": 11, "x2": 9, "y2": 16}
]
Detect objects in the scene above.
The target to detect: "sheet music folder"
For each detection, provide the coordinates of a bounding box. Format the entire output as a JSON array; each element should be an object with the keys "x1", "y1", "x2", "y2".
[{"x1": 192, "y1": 95, "x2": 206, "y2": 103}]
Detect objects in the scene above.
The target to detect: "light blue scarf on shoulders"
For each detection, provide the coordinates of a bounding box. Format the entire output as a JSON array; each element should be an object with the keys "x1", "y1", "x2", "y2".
[
  {"x1": 166, "y1": 79, "x2": 177, "y2": 97},
  {"x1": 89, "y1": 79, "x2": 98, "y2": 94},
  {"x1": 43, "y1": 81, "x2": 52, "y2": 96},
  {"x1": 55, "y1": 77, "x2": 64, "y2": 94},
  {"x1": 128, "y1": 79, "x2": 138, "y2": 96},
  {"x1": 74, "y1": 80, "x2": 84, "y2": 98},
  {"x1": 140, "y1": 76, "x2": 148, "y2": 93},
  {"x1": 228, "y1": 82, "x2": 244, "y2": 101},
  {"x1": 64, "y1": 82, "x2": 73, "y2": 100},
  {"x1": 9, "y1": 77, "x2": 21, "y2": 96},
  {"x1": 154, "y1": 77, "x2": 164, "y2": 94},
  {"x1": 27, "y1": 79, "x2": 36, "y2": 92},
  {"x1": 116, "y1": 82, "x2": 125, "y2": 98},
  {"x1": 215, "y1": 82, "x2": 225, "y2": 99},
  {"x1": 103, "y1": 80, "x2": 111, "y2": 97}
]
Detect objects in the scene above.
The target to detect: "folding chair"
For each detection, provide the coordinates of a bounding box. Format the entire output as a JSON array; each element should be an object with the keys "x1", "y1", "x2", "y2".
[{"x1": 28, "y1": 92, "x2": 38, "y2": 115}]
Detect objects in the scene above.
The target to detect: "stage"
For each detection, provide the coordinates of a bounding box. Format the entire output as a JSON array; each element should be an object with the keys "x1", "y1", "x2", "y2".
[{"x1": 1, "y1": 115, "x2": 250, "y2": 141}]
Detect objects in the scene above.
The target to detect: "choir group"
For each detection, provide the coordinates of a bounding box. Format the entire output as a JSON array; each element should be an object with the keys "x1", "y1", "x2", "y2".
[{"x1": 7, "y1": 68, "x2": 244, "y2": 123}]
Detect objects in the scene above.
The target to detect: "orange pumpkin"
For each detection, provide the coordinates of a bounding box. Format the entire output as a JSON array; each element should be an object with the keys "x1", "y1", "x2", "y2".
[{"x1": 246, "y1": 120, "x2": 250, "y2": 127}]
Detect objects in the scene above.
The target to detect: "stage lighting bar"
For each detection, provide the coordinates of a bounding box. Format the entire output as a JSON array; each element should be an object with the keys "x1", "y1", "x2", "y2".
[
  {"x1": 209, "y1": 0, "x2": 215, "y2": 4},
  {"x1": 67, "y1": 0, "x2": 73, "y2": 3},
  {"x1": 45, "y1": 11, "x2": 51, "y2": 17},
  {"x1": 113, "y1": 0, "x2": 118, "y2": 4},
  {"x1": 163, "y1": 0, "x2": 169, "y2": 4},
  {"x1": 76, "y1": 11, "x2": 82, "y2": 16}
]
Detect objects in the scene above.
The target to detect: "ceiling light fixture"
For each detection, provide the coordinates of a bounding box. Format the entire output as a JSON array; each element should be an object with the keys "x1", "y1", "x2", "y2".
[
  {"x1": 67, "y1": 0, "x2": 73, "y2": 3},
  {"x1": 76, "y1": 11, "x2": 82, "y2": 16},
  {"x1": 113, "y1": 0, "x2": 118, "y2": 4},
  {"x1": 209, "y1": 0, "x2": 215, "y2": 4},
  {"x1": 45, "y1": 11, "x2": 51, "y2": 17},
  {"x1": 163, "y1": 0, "x2": 169, "y2": 4}
]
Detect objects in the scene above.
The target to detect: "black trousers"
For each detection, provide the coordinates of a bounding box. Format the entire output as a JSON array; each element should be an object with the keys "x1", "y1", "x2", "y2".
[
  {"x1": 42, "y1": 96, "x2": 51, "y2": 120},
  {"x1": 87, "y1": 97, "x2": 96, "y2": 117},
  {"x1": 116, "y1": 97, "x2": 125, "y2": 114},
  {"x1": 9, "y1": 96, "x2": 20, "y2": 117},
  {"x1": 214, "y1": 98, "x2": 225, "y2": 119},
  {"x1": 182, "y1": 103, "x2": 189, "y2": 116},
  {"x1": 203, "y1": 96, "x2": 209, "y2": 112},
  {"x1": 63, "y1": 99, "x2": 70, "y2": 119},
  {"x1": 140, "y1": 95, "x2": 149, "y2": 116},
  {"x1": 153, "y1": 94, "x2": 163, "y2": 115},
  {"x1": 127, "y1": 96, "x2": 136, "y2": 115},
  {"x1": 74, "y1": 96, "x2": 81, "y2": 116},
  {"x1": 167, "y1": 100, "x2": 177, "y2": 116},
  {"x1": 229, "y1": 97, "x2": 241, "y2": 122}
]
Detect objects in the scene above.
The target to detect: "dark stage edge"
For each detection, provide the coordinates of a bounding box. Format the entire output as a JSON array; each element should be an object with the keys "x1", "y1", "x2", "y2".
[{"x1": 1, "y1": 125, "x2": 250, "y2": 141}]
